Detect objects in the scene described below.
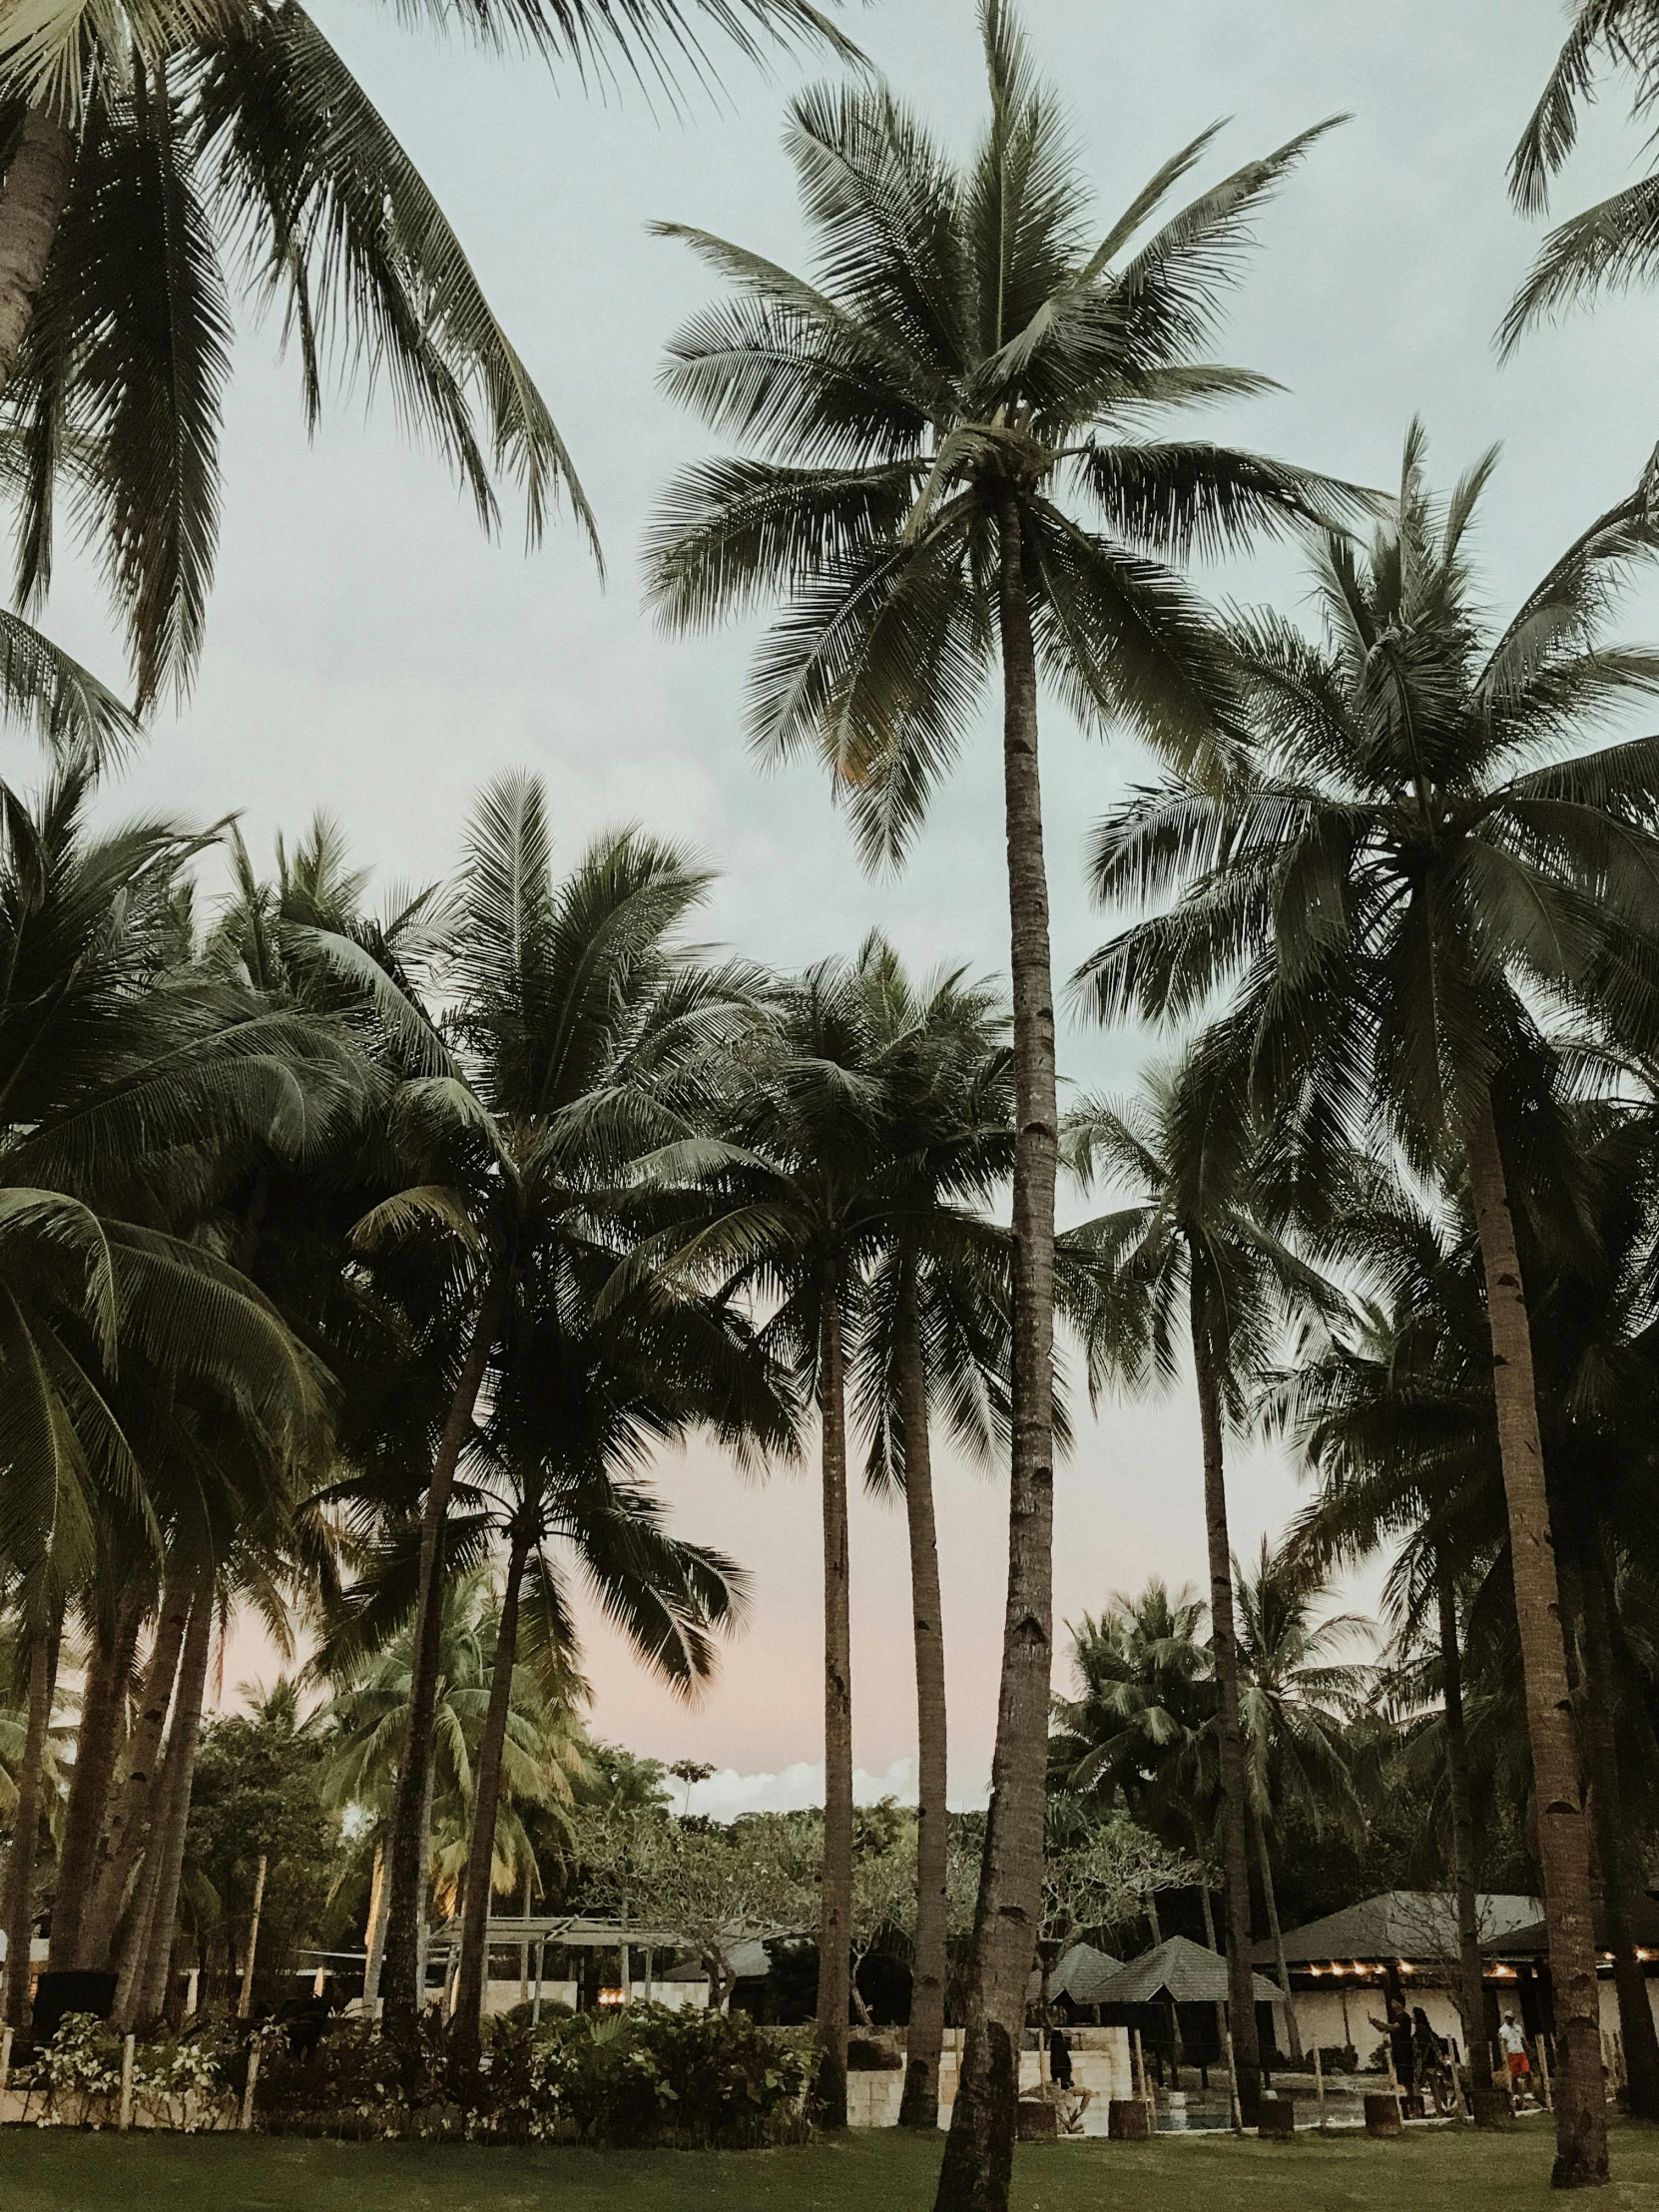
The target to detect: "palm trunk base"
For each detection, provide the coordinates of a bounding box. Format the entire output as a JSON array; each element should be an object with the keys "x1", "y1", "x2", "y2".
[{"x1": 932, "y1": 2021, "x2": 1017, "y2": 2212}]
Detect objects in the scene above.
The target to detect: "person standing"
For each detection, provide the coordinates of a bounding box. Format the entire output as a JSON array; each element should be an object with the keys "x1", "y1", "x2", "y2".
[{"x1": 1499, "y1": 2010, "x2": 1534, "y2": 2107}]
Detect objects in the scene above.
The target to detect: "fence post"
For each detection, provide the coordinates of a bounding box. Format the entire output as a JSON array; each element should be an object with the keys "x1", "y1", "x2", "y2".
[
  {"x1": 1314, "y1": 2039, "x2": 1328, "y2": 2131},
  {"x1": 119, "y1": 2033, "x2": 136, "y2": 2131},
  {"x1": 241, "y1": 2041, "x2": 262, "y2": 2132},
  {"x1": 1224, "y1": 2028, "x2": 1244, "y2": 2135},
  {"x1": 1535, "y1": 2035, "x2": 1552, "y2": 2110},
  {"x1": 1, "y1": 2023, "x2": 12, "y2": 2100}
]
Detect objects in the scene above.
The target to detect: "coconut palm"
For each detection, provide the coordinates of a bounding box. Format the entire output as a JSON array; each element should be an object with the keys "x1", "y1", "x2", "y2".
[
  {"x1": 300, "y1": 777, "x2": 770, "y2": 2041},
  {"x1": 1505, "y1": 1, "x2": 1659, "y2": 350},
  {"x1": 1077, "y1": 425, "x2": 1659, "y2": 2185},
  {"x1": 1061, "y1": 1048, "x2": 1334, "y2": 2110},
  {"x1": 443, "y1": 1242, "x2": 778, "y2": 2066},
  {"x1": 646, "y1": 7, "x2": 1360, "y2": 2187},
  {"x1": 0, "y1": 0, "x2": 852, "y2": 708},
  {"x1": 1233, "y1": 1538, "x2": 1369, "y2": 2066},
  {"x1": 640, "y1": 955, "x2": 902, "y2": 2126},
  {"x1": 849, "y1": 937, "x2": 1012, "y2": 2128}
]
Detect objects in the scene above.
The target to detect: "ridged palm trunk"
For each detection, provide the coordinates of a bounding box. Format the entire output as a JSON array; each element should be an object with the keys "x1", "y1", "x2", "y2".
[
  {"x1": 1464, "y1": 1093, "x2": 1606, "y2": 2189},
  {"x1": 0, "y1": 107, "x2": 75, "y2": 398},
  {"x1": 1577, "y1": 1545, "x2": 1659, "y2": 2120},
  {"x1": 380, "y1": 1283, "x2": 505, "y2": 2037},
  {"x1": 934, "y1": 496, "x2": 1058, "y2": 2212},
  {"x1": 1188, "y1": 1274, "x2": 1263, "y2": 2121},
  {"x1": 1251, "y1": 1809, "x2": 1303, "y2": 2064},
  {"x1": 816, "y1": 1276, "x2": 853, "y2": 2129},
  {"x1": 895, "y1": 1259, "x2": 949, "y2": 2131},
  {"x1": 2, "y1": 1621, "x2": 60, "y2": 2027},
  {"x1": 449, "y1": 1520, "x2": 533, "y2": 2070},
  {"x1": 1436, "y1": 1575, "x2": 1497, "y2": 2108},
  {"x1": 116, "y1": 1589, "x2": 212, "y2": 2030},
  {"x1": 80, "y1": 1582, "x2": 191, "y2": 1969},
  {"x1": 49, "y1": 1590, "x2": 143, "y2": 1973}
]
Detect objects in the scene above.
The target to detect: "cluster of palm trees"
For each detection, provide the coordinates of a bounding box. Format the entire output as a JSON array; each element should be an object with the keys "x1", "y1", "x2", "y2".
[{"x1": 5, "y1": 0, "x2": 1659, "y2": 2200}]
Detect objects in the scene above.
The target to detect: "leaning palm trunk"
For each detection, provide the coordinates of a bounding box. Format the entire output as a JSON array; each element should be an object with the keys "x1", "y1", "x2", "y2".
[
  {"x1": 816, "y1": 1278, "x2": 853, "y2": 2128},
  {"x1": 1437, "y1": 1575, "x2": 1496, "y2": 2107},
  {"x1": 1464, "y1": 1093, "x2": 1606, "y2": 2188},
  {"x1": 1251, "y1": 1810, "x2": 1303, "y2": 2065},
  {"x1": 80, "y1": 1581, "x2": 191, "y2": 1968},
  {"x1": 2, "y1": 1621, "x2": 60, "y2": 2028},
  {"x1": 50, "y1": 1590, "x2": 143, "y2": 1973},
  {"x1": 1577, "y1": 1545, "x2": 1659, "y2": 2120},
  {"x1": 449, "y1": 1521, "x2": 533, "y2": 2069},
  {"x1": 380, "y1": 1282, "x2": 506, "y2": 2036},
  {"x1": 117, "y1": 1589, "x2": 213, "y2": 2030},
  {"x1": 935, "y1": 499, "x2": 1059, "y2": 2212},
  {"x1": 896, "y1": 1262, "x2": 949, "y2": 2131},
  {"x1": 1188, "y1": 1280, "x2": 1264, "y2": 2119},
  {"x1": 0, "y1": 106, "x2": 76, "y2": 399}
]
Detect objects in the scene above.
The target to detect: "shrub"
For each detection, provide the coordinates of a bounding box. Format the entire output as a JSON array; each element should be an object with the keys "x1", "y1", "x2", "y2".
[
  {"x1": 1316, "y1": 2043, "x2": 1360, "y2": 2075},
  {"x1": 26, "y1": 2012, "x2": 124, "y2": 2126},
  {"x1": 253, "y1": 2001, "x2": 810, "y2": 2148}
]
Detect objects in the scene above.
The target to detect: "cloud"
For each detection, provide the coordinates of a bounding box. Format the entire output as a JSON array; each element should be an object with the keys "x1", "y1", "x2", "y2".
[{"x1": 683, "y1": 1757, "x2": 991, "y2": 1822}]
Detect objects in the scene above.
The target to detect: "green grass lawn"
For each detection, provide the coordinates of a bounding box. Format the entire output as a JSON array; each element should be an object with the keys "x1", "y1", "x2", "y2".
[{"x1": 2, "y1": 2116, "x2": 1654, "y2": 2212}]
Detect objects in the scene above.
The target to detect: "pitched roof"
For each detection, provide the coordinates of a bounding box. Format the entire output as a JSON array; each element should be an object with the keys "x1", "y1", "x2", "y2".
[
  {"x1": 1093, "y1": 1934, "x2": 1283, "y2": 2007},
  {"x1": 1252, "y1": 1892, "x2": 1542, "y2": 1967},
  {"x1": 1047, "y1": 1942, "x2": 1125, "y2": 2005},
  {"x1": 1483, "y1": 1894, "x2": 1659, "y2": 1958}
]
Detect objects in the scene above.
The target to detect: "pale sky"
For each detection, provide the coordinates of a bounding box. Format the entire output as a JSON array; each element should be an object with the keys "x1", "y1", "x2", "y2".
[{"x1": 29, "y1": 1, "x2": 1659, "y2": 1808}]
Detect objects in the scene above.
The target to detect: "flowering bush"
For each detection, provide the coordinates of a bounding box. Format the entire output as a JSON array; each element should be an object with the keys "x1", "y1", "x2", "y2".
[
  {"x1": 27, "y1": 2012, "x2": 124, "y2": 2127},
  {"x1": 132, "y1": 2027, "x2": 235, "y2": 2130}
]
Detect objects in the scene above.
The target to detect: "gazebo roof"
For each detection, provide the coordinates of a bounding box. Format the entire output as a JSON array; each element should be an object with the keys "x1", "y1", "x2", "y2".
[
  {"x1": 1251, "y1": 1892, "x2": 1541, "y2": 1967},
  {"x1": 1046, "y1": 1942, "x2": 1125, "y2": 2005},
  {"x1": 1093, "y1": 1935, "x2": 1282, "y2": 2008}
]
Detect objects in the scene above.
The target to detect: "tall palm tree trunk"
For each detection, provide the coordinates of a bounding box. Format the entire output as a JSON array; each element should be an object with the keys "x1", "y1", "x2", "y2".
[
  {"x1": 1436, "y1": 1573, "x2": 1496, "y2": 2107},
  {"x1": 935, "y1": 495, "x2": 1058, "y2": 2212},
  {"x1": 895, "y1": 1258, "x2": 949, "y2": 2131},
  {"x1": 1464, "y1": 1092, "x2": 1606, "y2": 2189},
  {"x1": 1188, "y1": 1279, "x2": 1263, "y2": 2120},
  {"x1": 49, "y1": 1589, "x2": 142, "y2": 1972},
  {"x1": 116, "y1": 1589, "x2": 212, "y2": 2030},
  {"x1": 1577, "y1": 1543, "x2": 1659, "y2": 2120},
  {"x1": 380, "y1": 1280, "x2": 505, "y2": 2037},
  {"x1": 3, "y1": 1620, "x2": 60, "y2": 2028},
  {"x1": 80, "y1": 1580, "x2": 190, "y2": 1968},
  {"x1": 1251, "y1": 1808, "x2": 1303, "y2": 2065},
  {"x1": 0, "y1": 107, "x2": 75, "y2": 399},
  {"x1": 817, "y1": 1276, "x2": 853, "y2": 2129},
  {"x1": 449, "y1": 1520, "x2": 532, "y2": 2070}
]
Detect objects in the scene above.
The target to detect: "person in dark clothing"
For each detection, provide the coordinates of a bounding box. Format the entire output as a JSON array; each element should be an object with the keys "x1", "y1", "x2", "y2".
[
  {"x1": 1369, "y1": 1993, "x2": 1415, "y2": 2090},
  {"x1": 1047, "y1": 2018, "x2": 1074, "y2": 2090}
]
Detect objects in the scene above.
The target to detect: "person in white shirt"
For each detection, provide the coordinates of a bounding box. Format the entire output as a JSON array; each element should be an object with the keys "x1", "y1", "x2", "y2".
[{"x1": 1498, "y1": 2011, "x2": 1534, "y2": 2104}]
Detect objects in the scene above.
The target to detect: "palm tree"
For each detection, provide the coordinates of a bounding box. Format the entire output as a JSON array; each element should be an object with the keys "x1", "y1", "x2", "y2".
[
  {"x1": 1280, "y1": 1172, "x2": 1509, "y2": 2103},
  {"x1": 303, "y1": 776, "x2": 769, "y2": 2043},
  {"x1": 1062, "y1": 1050, "x2": 1332, "y2": 2113},
  {"x1": 1233, "y1": 1538, "x2": 1368, "y2": 2067},
  {"x1": 0, "y1": 0, "x2": 852, "y2": 707},
  {"x1": 1505, "y1": 2, "x2": 1659, "y2": 350},
  {"x1": 444, "y1": 1234, "x2": 779, "y2": 2065},
  {"x1": 850, "y1": 937, "x2": 1011, "y2": 2129},
  {"x1": 1077, "y1": 425, "x2": 1659, "y2": 2186},
  {"x1": 319, "y1": 1567, "x2": 588, "y2": 2008},
  {"x1": 645, "y1": 10, "x2": 1360, "y2": 2190},
  {"x1": 643, "y1": 956, "x2": 898, "y2": 2127}
]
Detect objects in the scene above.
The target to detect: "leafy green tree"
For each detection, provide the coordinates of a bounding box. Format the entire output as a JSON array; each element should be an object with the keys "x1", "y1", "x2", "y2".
[
  {"x1": 646, "y1": 6, "x2": 1357, "y2": 2188},
  {"x1": 1079, "y1": 426, "x2": 1659, "y2": 2185}
]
